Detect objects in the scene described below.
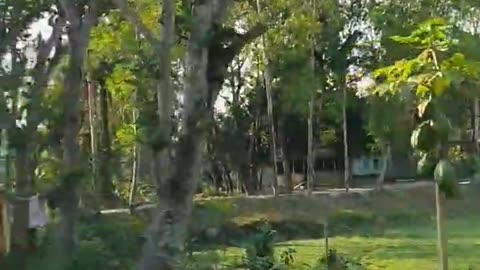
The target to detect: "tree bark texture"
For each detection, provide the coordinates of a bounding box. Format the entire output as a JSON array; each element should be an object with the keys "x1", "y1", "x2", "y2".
[
  {"x1": 152, "y1": 0, "x2": 176, "y2": 193},
  {"x1": 87, "y1": 80, "x2": 98, "y2": 191},
  {"x1": 376, "y1": 143, "x2": 390, "y2": 190},
  {"x1": 307, "y1": 97, "x2": 315, "y2": 195},
  {"x1": 98, "y1": 84, "x2": 114, "y2": 200},
  {"x1": 58, "y1": 0, "x2": 97, "y2": 260},
  {"x1": 136, "y1": 1, "x2": 233, "y2": 269}
]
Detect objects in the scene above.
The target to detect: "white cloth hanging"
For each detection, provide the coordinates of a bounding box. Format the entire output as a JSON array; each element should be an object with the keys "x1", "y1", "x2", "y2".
[{"x1": 28, "y1": 195, "x2": 47, "y2": 228}]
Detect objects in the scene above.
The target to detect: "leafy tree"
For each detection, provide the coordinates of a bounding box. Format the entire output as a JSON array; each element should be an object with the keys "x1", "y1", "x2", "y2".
[
  {"x1": 372, "y1": 18, "x2": 480, "y2": 270},
  {"x1": 0, "y1": 1, "x2": 65, "y2": 266}
]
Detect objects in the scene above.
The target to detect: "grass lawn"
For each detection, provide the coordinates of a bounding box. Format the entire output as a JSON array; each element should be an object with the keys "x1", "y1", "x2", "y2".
[{"x1": 195, "y1": 217, "x2": 480, "y2": 269}]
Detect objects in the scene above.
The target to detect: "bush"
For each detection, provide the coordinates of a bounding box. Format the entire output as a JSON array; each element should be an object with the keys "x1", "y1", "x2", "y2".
[
  {"x1": 313, "y1": 249, "x2": 365, "y2": 270},
  {"x1": 19, "y1": 215, "x2": 144, "y2": 270},
  {"x1": 245, "y1": 221, "x2": 276, "y2": 270},
  {"x1": 69, "y1": 238, "x2": 116, "y2": 270},
  {"x1": 329, "y1": 210, "x2": 375, "y2": 235}
]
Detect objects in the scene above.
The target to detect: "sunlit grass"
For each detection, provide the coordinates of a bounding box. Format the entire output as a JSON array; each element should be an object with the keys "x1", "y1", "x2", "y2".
[{"x1": 198, "y1": 216, "x2": 480, "y2": 269}]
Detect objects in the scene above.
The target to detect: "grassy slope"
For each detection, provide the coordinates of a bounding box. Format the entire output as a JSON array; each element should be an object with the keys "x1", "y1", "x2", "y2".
[
  {"x1": 191, "y1": 184, "x2": 480, "y2": 269},
  {"x1": 283, "y1": 218, "x2": 480, "y2": 269},
  {"x1": 197, "y1": 217, "x2": 480, "y2": 269}
]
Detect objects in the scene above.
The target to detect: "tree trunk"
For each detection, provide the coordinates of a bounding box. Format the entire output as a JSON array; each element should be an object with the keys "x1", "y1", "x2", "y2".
[
  {"x1": 151, "y1": 0, "x2": 175, "y2": 194},
  {"x1": 307, "y1": 0, "x2": 317, "y2": 197},
  {"x1": 307, "y1": 97, "x2": 315, "y2": 195},
  {"x1": 57, "y1": 0, "x2": 97, "y2": 260},
  {"x1": 136, "y1": 1, "x2": 230, "y2": 269},
  {"x1": 59, "y1": 40, "x2": 83, "y2": 258},
  {"x1": 246, "y1": 125, "x2": 257, "y2": 194},
  {"x1": 86, "y1": 79, "x2": 98, "y2": 190},
  {"x1": 342, "y1": 86, "x2": 350, "y2": 192},
  {"x1": 278, "y1": 120, "x2": 293, "y2": 193},
  {"x1": 473, "y1": 97, "x2": 479, "y2": 154},
  {"x1": 376, "y1": 143, "x2": 390, "y2": 191},
  {"x1": 264, "y1": 65, "x2": 279, "y2": 195},
  {"x1": 10, "y1": 145, "x2": 30, "y2": 264},
  {"x1": 436, "y1": 183, "x2": 448, "y2": 270},
  {"x1": 98, "y1": 84, "x2": 114, "y2": 201},
  {"x1": 256, "y1": 0, "x2": 279, "y2": 196},
  {"x1": 129, "y1": 91, "x2": 139, "y2": 210}
]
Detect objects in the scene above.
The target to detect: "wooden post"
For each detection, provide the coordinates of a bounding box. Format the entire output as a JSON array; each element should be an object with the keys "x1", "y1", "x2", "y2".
[
  {"x1": 324, "y1": 220, "x2": 329, "y2": 270},
  {"x1": 343, "y1": 85, "x2": 350, "y2": 192},
  {"x1": 436, "y1": 183, "x2": 448, "y2": 270}
]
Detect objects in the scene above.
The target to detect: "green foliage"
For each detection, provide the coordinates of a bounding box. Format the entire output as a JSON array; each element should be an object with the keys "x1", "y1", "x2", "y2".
[
  {"x1": 35, "y1": 150, "x2": 62, "y2": 192},
  {"x1": 389, "y1": 18, "x2": 452, "y2": 50},
  {"x1": 410, "y1": 120, "x2": 437, "y2": 152},
  {"x1": 365, "y1": 93, "x2": 412, "y2": 154},
  {"x1": 245, "y1": 221, "x2": 276, "y2": 270},
  {"x1": 434, "y1": 159, "x2": 460, "y2": 198},
  {"x1": 417, "y1": 152, "x2": 437, "y2": 177},
  {"x1": 185, "y1": 251, "x2": 224, "y2": 270},
  {"x1": 69, "y1": 238, "x2": 116, "y2": 270},
  {"x1": 319, "y1": 128, "x2": 337, "y2": 147},
  {"x1": 23, "y1": 216, "x2": 145, "y2": 270},
  {"x1": 316, "y1": 249, "x2": 365, "y2": 270},
  {"x1": 279, "y1": 248, "x2": 297, "y2": 267},
  {"x1": 372, "y1": 17, "x2": 480, "y2": 198},
  {"x1": 114, "y1": 123, "x2": 137, "y2": 155}
]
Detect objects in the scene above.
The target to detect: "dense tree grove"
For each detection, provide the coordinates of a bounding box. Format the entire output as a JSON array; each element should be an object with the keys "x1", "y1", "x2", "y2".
[{"x1": 0, "y1": 0, "x2": 480, "y2": 269}]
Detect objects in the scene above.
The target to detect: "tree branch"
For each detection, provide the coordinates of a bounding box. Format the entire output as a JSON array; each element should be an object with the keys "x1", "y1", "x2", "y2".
[
  {"x1": 58, "y1": 0, "x2": 80, "y2": 26},
  {"x1": 230, "y1": 23, "x2": 267, "y2": 52},
  {"x1": 206, "y1": 23, "x2": 267, "y2": 108},
  {"x1": 112, "y1": 0, "x2": 160, "y2": 48}
]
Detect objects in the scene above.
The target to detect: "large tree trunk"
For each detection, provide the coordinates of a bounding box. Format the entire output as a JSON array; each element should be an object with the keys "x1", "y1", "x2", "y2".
[
  {"x1": 58, "y1": 40, "x2": 84, "y2": 257},
  {"x1": 136, "y1": 1, "x2": 231, "y2": 269},
  {"x1": 57, "y1": 0, "x2": 97, "y2": 260},
  {"x1": 151, "y1": 0, "x2": 176, "y2": 195},
  {"x1": 130, "y1": 0, "x2": 263, "y2": 267}
]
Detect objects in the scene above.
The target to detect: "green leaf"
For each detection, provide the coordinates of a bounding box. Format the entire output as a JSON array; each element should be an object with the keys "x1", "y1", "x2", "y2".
[
  {"x1": 416, "y1": 84, "x2": 430, "y2": 96},
  {"x1": 431, "y1": 76, "x2": 451, "y2": 96}
]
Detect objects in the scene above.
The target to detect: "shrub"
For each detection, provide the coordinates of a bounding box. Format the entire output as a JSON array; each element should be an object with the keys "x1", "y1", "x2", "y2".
[
  {"x1": 245, "y1": 221, "x2": 276, "y2": 270},
  {"x1": 313, "y1": 249, "x2": 365, "y2": 270}
]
